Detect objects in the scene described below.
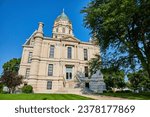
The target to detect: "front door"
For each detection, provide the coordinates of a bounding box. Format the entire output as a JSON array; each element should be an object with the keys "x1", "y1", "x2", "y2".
[{"x1": 66, "y1": 66, "x2": 72, "y2": 80}]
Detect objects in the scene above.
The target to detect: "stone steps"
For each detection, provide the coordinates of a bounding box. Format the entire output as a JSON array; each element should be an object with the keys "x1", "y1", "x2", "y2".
[
  {"x1": 56, "y1": 87, "x2": 82, "y2": 94},
  {"x1": 65, "y1": 80, "x2": 80, "y2": 88}
]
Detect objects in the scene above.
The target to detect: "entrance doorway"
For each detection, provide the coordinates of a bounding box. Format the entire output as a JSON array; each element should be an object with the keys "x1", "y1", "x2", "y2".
[{"x1": 66, "y1": 66, "x2": 73, "y2": 80}]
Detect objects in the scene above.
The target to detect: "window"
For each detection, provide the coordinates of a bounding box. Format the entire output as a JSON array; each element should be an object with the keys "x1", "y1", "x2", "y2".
[
  {"x1": 56, "y1": 28, "x2": 58, "y2": 32},
  {"x1": 62, "y1": 28, "x2": 65, "y2": 33},
  {"x1": 47, "y1": 81, "x2": 52, "y2": 90},
  {"x1": 84, "y1": 49, "x2": 88, "y2": 60},
  {"x1": 49, "y1": 45, "x2": 54, "y2": 58},
  {"x1": 31, "y1": 40, "x2": 34, "y2": 45},
  {"x1": 66, "y1": 66, "x2": 72, "y2": 80},
  {"x1": 48, "y1": 64, "x2": 53, "y2": 76},
  {"x1": 28, "y1": 52, "x2": 33, "y2": 63},
  {"x1": 25, "y1": 68, "x2": 30, "y2": 79},
  {"x1": 85, "y1": 66, "x2": 88, "y2": 77},
  {"x1": 67, "y1": 47, "x2": 72, "y2": 59}
]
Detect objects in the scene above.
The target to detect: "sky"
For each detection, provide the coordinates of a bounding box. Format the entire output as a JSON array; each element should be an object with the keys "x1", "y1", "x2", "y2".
[{"x1": 0, "y1": 0, "x2": 91, "y2": 74}]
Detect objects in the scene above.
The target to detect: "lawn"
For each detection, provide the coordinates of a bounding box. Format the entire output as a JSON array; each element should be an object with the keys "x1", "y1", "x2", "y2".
[
  {"x1": 0, "y1": 94, "x2": 93, "y2": 100},
  {"x1": 102, "y1": 92, "x2": 150, "y2": 100}
]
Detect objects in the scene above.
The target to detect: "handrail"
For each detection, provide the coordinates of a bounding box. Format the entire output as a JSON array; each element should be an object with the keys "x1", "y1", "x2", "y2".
[
  {"x1": 75, "y1": 74, "x2": 81, "y2": 83},
  {"x1": 62, "y1": 76, "x2": 66, "y2": 87}
]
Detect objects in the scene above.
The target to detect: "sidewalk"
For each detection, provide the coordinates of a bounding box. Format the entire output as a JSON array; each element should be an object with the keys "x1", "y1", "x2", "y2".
[{"x1": 81, "y1": 94, "x2": 127, "y2": 100}]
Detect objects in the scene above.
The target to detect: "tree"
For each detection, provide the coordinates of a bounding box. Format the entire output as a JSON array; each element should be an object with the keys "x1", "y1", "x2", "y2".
[
  {"x1": 88, "y1": 54, "x2": 126, "y2": 90},
  {"x1": 87, "y1": 54, "x2": 101, "y2": 77},
  {"x1": 128, "y1": 70, "x2": 150, "y2": 92},
  {"x1": 82, "y1": 0, "x2": 150, "y2": 78},
  {"x1": 3, "y1": 58, "x2": 21, "y2": 73},
  {"x1": 102, "y1": 68, "x2": 126, "y2": 90},
  {"x1": 1, "y1": 71, "x2": 23, "y2": 93}
]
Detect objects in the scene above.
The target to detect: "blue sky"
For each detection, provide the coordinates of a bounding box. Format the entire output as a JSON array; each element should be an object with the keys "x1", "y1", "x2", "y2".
[{"x1": 0, "y1": 0, "x2": 91, "y2": 74}]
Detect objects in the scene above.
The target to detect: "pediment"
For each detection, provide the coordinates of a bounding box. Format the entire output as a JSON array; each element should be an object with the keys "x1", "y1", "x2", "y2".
[{"x1": 63, "y1": 36, "x2": 80, "y2": 42}]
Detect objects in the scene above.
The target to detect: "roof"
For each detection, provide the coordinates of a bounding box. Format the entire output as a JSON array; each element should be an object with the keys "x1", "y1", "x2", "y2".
[{"x1": 55, "y1": 9, "x2": 71, "y2": 22}]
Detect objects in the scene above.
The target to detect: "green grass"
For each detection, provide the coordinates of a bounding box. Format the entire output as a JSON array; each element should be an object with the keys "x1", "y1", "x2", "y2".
[
  {"x1": 102, "y1": 92, "x2": 150, "y2": 100},
  {"x1": 0, "y1": 94, "x2": 93, "y2": 100}
]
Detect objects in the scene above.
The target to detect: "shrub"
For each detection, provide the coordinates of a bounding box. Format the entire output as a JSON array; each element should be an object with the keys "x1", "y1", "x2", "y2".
[
  {"x1": 107, "y1": 90, "x2": 114, "y2": 93},
  {"x1": 123, "y1": 90, "x2": 132, "y2": 93},
  {"x1": 2, "y1": 91, "x2": 9, "y2": 94},
  {"x1": 103, "y1": 90, "x2": 107, "y2": 93},
  {"x1": 22, "y1": 85, "x2": 33, "y2": 93},
  {"x1": 115, "y1": 90, "x2": 132, "y2": 93},
  {"x1": 140, "y1": 92, "x2": 150, "y2": 97},
  {"x1": 115, "y1": 90, "x2": 122, "y2": 93}
]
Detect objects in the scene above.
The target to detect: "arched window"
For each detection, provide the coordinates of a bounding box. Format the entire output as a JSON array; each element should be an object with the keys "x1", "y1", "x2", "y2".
[{"x1": 62, "y1": 28, "x2": 65, "y2": 33}]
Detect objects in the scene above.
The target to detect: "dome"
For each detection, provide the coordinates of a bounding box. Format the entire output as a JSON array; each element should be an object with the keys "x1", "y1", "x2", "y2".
[
  {"x1": 52, "y1": 9, "x2": 73, "y2": 38},
  {"x1": 55, "y1": 10, "x2": 71, "y2": 22}
]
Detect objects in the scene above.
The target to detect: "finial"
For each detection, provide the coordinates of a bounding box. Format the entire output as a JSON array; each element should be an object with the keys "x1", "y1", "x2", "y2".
[
  {"x1": 63, "y1": 8, "x2": 65, "y2": 13},
  {"x1": 37, "y1": 22, "x2": 44, "y2": 33}
]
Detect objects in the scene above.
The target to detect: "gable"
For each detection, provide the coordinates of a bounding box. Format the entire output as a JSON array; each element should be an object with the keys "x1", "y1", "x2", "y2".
[{"x1": 23, "y1": 30, "x2": 37, "y2": 46}]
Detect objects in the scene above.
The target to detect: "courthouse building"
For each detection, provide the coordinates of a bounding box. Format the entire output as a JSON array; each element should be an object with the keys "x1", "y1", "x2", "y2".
[{"x1": 19, "y1": 11, "x2": 100, "y2": 93}]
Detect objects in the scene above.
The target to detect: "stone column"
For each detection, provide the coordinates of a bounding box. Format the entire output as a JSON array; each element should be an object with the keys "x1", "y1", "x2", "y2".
[{"x1": 29, "y1": 22, "x2": 44, "y2": 92}]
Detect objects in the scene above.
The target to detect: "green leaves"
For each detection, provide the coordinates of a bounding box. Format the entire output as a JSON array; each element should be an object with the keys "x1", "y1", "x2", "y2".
[
  {"x1": 87, "y1": 54, "x2": 126, "y2": 90},
  {"x1": 102, "y1": 67, "x2": 126, "y2": 90},
  {"x1": 128, "y1": 70, "x2": 150, "y2": 91},
  {"x1": 82, "y1": 0, "x2": 150, "y2": 78},
  {"x1": 1, "y1": 58, "x2": 22, "y2": 93},
  {"x1": 87, "y1": 54, "x2": 101, "y2": 77},
  {"x1": 3, "y1": 58, "x2": 21, "y2": 74}
]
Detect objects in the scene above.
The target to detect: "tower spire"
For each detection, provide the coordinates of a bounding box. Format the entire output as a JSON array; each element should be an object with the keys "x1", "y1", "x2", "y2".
[{"x1": 63, "y1": 8, "x2": 64, "y2": 14}]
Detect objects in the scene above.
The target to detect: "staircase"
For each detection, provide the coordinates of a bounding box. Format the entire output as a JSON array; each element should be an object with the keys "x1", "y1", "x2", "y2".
[
  {"x1": 56, "y1": 87, "x2": 82, "y2": 94},
  {"x1": 56, "y1": 75, "x2": 93, "y2": 94},
  {"x1": 56, "y1": 77, "x2": 82, "y2": 94}
]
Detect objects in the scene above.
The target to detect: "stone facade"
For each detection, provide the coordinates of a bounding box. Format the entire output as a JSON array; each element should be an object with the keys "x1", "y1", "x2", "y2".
[{"x1": 19, "y1": 11, "x2": 100, "y2": 94}]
